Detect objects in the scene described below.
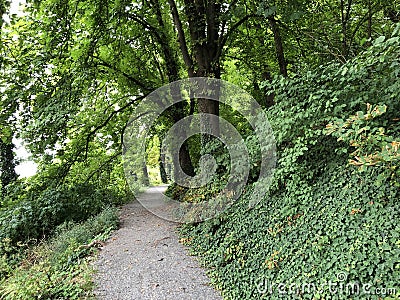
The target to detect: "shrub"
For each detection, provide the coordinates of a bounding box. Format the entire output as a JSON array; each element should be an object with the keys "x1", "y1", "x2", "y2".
[
  {"x1": 177, "y1": 26, "x2": 400, "y2": 300},
  {"x1": 0, "y1": 207, "x2": 118, "y2": 299},
  {"x1": 0, "y1": 182, "x2": 123, "y2": 262}
]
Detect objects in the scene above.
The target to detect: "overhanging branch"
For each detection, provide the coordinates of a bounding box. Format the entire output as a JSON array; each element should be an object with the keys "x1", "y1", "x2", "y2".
[
  {"x1": 84, "y1": 150, "x2": 122, "y2": 183},
  {"x1": 84, "y1": 94, "x2": 146, "y2": 159},
  {"x1": 167, "y1": 0, "x2": 194, "y2": 75},
  {"x1": 92, "y1": 56, "x2": 154, "y2": 92},
  {"x1": 217, "y1": 14, "x2": 257, "y2": 60}
]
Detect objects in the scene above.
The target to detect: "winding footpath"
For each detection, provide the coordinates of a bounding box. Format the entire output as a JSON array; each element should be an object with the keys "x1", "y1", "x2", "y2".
[{"x1": 93, "y1": 186, "x2": 222, "y2": 300}]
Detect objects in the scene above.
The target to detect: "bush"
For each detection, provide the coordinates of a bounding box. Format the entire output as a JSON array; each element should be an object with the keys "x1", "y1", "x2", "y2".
[
  {"x1": 0, "y1": 207, "x2": 118, "y2": 299},
  {"x1": 0, "y1": 182, "x2": 123, "y2": 260},
  {"x1": 325, "y1": 103, "x2": 399, "y2": 186},
  {"x1": 177, "y1": 26, "x2": 400, "y2": 299}
]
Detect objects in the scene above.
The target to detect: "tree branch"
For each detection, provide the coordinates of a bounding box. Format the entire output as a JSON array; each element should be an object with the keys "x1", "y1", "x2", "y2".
[
  {"x1": 218, "y1": 0, "x2": 240, "y2": 42},
  {"x1": 348, "y1": 2, "x2": 382, "y2": 49},
  {"x1": 125, "y1": 11, "x2": 175, "y2": 61},
  {"x1": 217, "y1": 14, "x2": 257, "y2": 60},
  {"x1": 167, "y1": 0, "x2": 194, "y2": 75},
  {"x1": 91, "y1": 56, "x2": 154, "y2": 91},
  {"x1": 84, "y1": 95, "x2": 147, "y2": 159},
  {"x1": 84, "y1": 151, "x2": 122, "y2": 183}
]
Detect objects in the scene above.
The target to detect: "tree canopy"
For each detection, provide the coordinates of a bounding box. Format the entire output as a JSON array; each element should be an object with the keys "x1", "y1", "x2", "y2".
[
  {"x1": 2, "y1": 0, "x2": 399, "y2": 188},
  {"x1": 0, "y1": 0, "x2": 399, "y2": 298}
]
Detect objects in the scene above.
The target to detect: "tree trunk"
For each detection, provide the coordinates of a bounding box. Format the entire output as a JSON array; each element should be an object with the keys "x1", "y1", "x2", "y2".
[
  {"x1": 182, "y1": 0, "x2": 222, "y2": 140},
  {"x1": 268, "y1": 16, "x2": 287, "y2": 77},
  {"x1": 253, "y1": 70, "x2": 275, "y2": 108},
  {"x1": 0, "y1": 139, "x2": 18, "y2": 194},
  {"x1": 152, "y1": 0, "x2": 195, "y2": 177},
  {"x1": 340, "y1": 0, "x2": 353, "y2": 58},
  {"x1": 168, "y1": 102, "x2": 196, "y2": 177},
  {"x1": 367, "y1": 0, "x2": 372, "y2": 42},
  {"x1": 159, "y1": 145, "x2": 168, "y2": 183},
  {"x1": 141, "y1": 160, "x2": 150, "y2": 186}
]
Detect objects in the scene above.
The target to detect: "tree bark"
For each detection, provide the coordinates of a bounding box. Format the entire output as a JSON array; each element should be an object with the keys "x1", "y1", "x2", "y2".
[
  {"x1": 268, "y1": 16, "x2": 287, "y2": 77},
  {"x1": 152, "y1": 0, "x2": 195, "y2": 177},
  {"x1": 340, "y1": 0, "x2": 353, "y2": 58},
  {"x1": 181, "y1": 0, "x2": 222, "y2": 138},
  {"x1": 141, "y1": 160, "x2": 150, "y2": 186},
  {"x1": 159, "y1": 145, "x2": 168, "y2": 183}
]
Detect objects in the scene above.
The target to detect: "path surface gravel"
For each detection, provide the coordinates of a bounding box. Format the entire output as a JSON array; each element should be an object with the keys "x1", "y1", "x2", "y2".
[{"x1": 93, "y1": 186, "x2": 222, "y2": 300}]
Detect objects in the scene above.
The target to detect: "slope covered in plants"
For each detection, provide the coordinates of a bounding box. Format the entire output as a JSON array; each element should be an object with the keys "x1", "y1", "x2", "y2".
[{"x1": 177, "y1": 27, "x2": 400, "y2": 300}]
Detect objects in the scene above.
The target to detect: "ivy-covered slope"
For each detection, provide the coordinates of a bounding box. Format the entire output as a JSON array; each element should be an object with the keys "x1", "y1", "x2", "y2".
[{"x1": 178, "y1": 26, "x2": 400, "y2": 300}]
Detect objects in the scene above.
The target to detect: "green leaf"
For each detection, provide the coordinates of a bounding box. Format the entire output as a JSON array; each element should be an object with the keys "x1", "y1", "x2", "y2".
[{"x1": 374, "y1": 36, "x2": 386, "y2": 45}]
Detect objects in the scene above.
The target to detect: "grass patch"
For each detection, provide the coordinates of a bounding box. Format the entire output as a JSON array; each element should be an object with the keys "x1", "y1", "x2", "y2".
[{"x1": 0, "y1": 207, "x2": 118, "y2": 300}]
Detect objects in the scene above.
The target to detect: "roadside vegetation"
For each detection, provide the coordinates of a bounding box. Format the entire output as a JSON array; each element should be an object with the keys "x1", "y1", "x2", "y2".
[
  {"x1": 176, "y1": 29, "x2": 400, "y2": 299},
  {"x1": 1, "y1": 0, "x2": 399, "y2": 299},
  {"x1": 0, "y1": 208, "x2": 118, "y2": 299}
]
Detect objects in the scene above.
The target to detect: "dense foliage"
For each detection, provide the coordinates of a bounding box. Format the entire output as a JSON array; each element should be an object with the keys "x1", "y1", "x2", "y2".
[
  {"x1": 1, "y1": 0, "x2": 399, "y2": 299},
  {"x1": 0, "y1": 182, "x2": 123, "y2": 249},
  {"x1": 0, "y1": 207, "x2": 119, "y2": 299},
  {"x1": 177, "y1": 28, "x2": 400, "y2": 299}
]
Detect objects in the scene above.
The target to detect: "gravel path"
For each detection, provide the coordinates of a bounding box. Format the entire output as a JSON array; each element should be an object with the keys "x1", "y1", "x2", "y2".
[{"x1": 93, "y1": 186, "x2": 222, "y2": 300}]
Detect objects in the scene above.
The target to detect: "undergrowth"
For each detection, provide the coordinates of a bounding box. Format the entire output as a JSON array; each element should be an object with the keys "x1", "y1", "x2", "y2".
[
  {"x1": 176, "y1": 27, "x2": 400, "y2": 300},
  {"x1": 0, "y1": 207, "x2": 118, "y2": 299},
  {"x1": 179, "y1": 166, "x2": 399, "y2": 300}
]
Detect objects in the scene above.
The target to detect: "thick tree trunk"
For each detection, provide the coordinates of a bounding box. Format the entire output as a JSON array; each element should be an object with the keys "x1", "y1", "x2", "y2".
[
  {"x1": 196, "y1": 78, "x2": 221, "y2": 150},
  {"x1": 153, "y1": 0, "x2": 195, "y2": 177},
  {"x1": 182, "y1": 0, "x2": 222, "y2": 140},
  {"x1": 194, "y1": 63, "x2": 221, "y2": 144}
]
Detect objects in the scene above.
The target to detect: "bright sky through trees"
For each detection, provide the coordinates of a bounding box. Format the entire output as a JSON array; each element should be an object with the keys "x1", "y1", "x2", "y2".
[
  {"x1": 5, "y1": 1, "x2": 35, "y2": 178},
  {"x1": 14, "y1": 138, "x2": 37, "y2": 178}
]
